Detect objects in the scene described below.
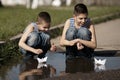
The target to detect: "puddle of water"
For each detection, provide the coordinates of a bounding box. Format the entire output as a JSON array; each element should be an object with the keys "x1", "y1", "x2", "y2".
[
  {"x1": 1, "y1": 52, "x2": 120, "y2": 80},
  {"x1": 94, "y1": 57, "x2": 120, "y2": 72}
]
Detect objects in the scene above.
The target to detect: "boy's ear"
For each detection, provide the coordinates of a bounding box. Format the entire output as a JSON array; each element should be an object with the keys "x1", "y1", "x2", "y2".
[
  {"x1": 73, "y1": 14, "x2": 76, "y2": 18},
  {"x1": 73, "y1": 14, "x2": 75, "y2": 17}
]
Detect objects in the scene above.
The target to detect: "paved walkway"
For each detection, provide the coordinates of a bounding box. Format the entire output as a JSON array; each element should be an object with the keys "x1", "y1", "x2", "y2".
[
  {"x1": 51, "y1": 19, "x2": 120, "y2": 51},
  {"x1": 95, "y1": 19, "x2": 120, "y2": 50}
]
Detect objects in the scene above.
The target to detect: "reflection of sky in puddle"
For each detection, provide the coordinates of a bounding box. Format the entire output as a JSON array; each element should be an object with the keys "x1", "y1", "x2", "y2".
[
  {"x1": 46, "y1": 53, "x2": 66, "y2": 75},
  {"x1": 1, "y1": 53, "x2": 120, "y2": 80}
]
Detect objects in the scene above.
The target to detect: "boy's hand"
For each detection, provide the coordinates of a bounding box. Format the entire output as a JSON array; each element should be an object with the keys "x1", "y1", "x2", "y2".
[
  {"x1": 50, "y1": 43, "x2": 57, "y2": 52},
  {"x1": 33, "y1": 49, "x2": 43, "y2": 54},
  {"x1": 77, "y1": 42, "x2": 84, "y2": 50},
  {"x1": 69, "y1": 39, "x2": 79, "y2": 46}
]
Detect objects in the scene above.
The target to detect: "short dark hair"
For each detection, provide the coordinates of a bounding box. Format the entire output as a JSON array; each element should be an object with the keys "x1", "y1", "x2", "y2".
[
  {"x1": 38, "y1": 12, "x2": 51, "y2": 23},
  {"x1": 74, "y1": 3, "x2": 88, "y2": 15}
]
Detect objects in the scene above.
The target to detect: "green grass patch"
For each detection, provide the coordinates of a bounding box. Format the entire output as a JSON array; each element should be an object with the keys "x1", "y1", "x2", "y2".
[
  {"x1": 0, "y1": 41, "x2": 21, "y2": 60},
  {"x1": 0, "y1": 6, "x2": 120, "y2": 40}
]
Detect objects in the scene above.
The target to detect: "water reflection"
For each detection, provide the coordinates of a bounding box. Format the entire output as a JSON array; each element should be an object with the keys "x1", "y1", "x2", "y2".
[
  {"x1": 1, "y1": 53, "x2": 120, "y2": 80},
  {"x1": 19, "y1": 58, "x2": 56, "y2": 80},
  {"x1": 94, "y1": 57, "x2": 106, "y2": 71},
  {"x1": 94, "y1": 63, "x2": 106, "y2": 71},
  {"x1": 65, "y1": 57, "x2": 94, "y2": 73}
]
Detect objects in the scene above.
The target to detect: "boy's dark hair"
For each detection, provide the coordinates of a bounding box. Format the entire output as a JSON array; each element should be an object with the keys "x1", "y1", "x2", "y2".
[
  {"x1": 74, "y1": 3, "x2": 88, "y2": 15},
  {"x1": 38, "y1": 12, "x2": 51, "y2": 23}
]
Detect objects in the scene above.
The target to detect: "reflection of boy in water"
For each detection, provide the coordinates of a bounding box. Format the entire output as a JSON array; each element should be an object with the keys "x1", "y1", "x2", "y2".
[
  {"x1": 19, "y1": 58, "x2": 56, "y2": 80},
  {"x1": 65, "y1": 57, "x2": 94, "y2": 73}
]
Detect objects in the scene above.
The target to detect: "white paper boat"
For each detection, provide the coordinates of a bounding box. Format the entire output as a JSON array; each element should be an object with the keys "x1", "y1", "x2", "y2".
[
  {"x1": 94, "y1": 63, "x2": 106, "y2": 70},
  {"x1": 37, "y1": 56, "x2": 48, "y2": 63},
  {"x1": 94, "y1": 58, "x2": 106, "y2": 65},
  {"x1": 37, "y1": 63, "x2": 47, "y2": 68}
]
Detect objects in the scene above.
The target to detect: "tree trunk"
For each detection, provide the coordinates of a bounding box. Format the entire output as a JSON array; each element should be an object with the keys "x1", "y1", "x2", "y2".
[{"x1": 0, "y1": 0, "x2": 3, "y2": 7}]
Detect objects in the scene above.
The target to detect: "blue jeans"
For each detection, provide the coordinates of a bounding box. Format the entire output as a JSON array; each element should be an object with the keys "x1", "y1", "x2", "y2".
[
  {"x1": 20, "y1": 31, "x2": 51, "y2": 59},
  {"x1": 66, "y1": 27, "x2": 94, "y2": 58}
]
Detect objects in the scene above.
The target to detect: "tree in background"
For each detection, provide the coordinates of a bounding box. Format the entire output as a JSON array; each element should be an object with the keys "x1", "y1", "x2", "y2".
[{"x1": 0, "y1": 0, "x2": 3, "y2": 7}]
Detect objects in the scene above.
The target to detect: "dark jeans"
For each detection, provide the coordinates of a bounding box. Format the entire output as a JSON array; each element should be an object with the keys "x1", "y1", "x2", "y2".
[
  {"x1": 20, "y1": 31, "x2": 51, "y2": 59},
  {"x1": 66, "y1": 27, "x2": 94, "y2": 59}
]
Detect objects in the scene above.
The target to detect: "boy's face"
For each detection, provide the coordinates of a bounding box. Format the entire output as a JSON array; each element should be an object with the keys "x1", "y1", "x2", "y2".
[
  {"x1": 38, "y1": 20, "x2": 50, "y2": 32},
  {"x1": 74, "y1": 13, "x2": 87, "y2": 26}
]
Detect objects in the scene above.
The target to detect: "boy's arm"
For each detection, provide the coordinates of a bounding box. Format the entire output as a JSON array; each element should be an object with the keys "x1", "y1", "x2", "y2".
[
  {"x1": 78, "y1": 24, "x2": 97, "y2": 49},
  {"x1": 19, "y1": 69, "x2": 42, "y2": 80},
  {"x1": 18, "y1": 24, "x2": 43, "y2": 54},
  {"x1": 60, "y1": 19, "x2": 79, "y2": 47}
]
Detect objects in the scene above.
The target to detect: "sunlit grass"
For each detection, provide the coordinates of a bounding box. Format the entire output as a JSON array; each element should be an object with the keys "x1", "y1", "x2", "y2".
[
  {"x1": 88, "y1": 6, "x2": 120, "y2": 18},
  {"x1": 0, "y1": 6, "x2": 120, "y2": 40}
]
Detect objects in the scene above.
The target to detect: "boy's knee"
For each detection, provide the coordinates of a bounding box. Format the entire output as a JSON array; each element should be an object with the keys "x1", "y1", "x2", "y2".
[
  {"x1": 45, "y1": 34, "x2": 50, "y2": 40},
  {"x1": 77, "y1": 27, "x2": 91, "y2": 40},
  {"x1": 29, "y1": 31, "x2": 38, "y2": 38},
  {"x1": 27, "y1": 31, "x2": 39, "y2": 46},
  {"x1": 40, "y1": 33, "x2": 50, "y2": 46},
  {"x1": 80, "y1": 28, "x2": 90, "y2": 35},
  {"x1": 66, "y1": 28, "x2": 77, "y2": 40},
  {"x1": 41, "y1": 33, "x2": 50, "y2": 41}
]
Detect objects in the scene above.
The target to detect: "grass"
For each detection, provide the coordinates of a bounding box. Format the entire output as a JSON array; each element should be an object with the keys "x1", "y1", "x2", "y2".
[
  {"x1": 0, "y1": 5, "x2": 120, "y2": 40},
  {"x1": 0, "y1": 41, "x2": 20, "y2": 59}
]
